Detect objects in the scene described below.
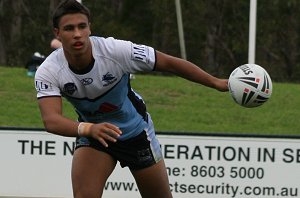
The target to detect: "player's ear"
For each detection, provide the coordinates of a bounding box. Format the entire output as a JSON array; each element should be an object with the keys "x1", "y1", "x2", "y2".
[
  {"x1": 53, "y1": 28, "x2": 60, "y2": 40},
  {"x1": 88, "y1": 22, "x2": 91, "y2": 36}
]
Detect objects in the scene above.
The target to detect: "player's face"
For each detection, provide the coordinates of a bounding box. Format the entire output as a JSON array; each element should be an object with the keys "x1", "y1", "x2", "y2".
[{"x1": 54, "y1": 13, "x2": 91, "y2": 57}]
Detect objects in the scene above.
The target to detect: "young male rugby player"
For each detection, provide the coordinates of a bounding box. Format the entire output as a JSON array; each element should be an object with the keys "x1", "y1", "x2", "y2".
[{"x1": 35, "y1": 0, "x2": 228, "y2": 197}]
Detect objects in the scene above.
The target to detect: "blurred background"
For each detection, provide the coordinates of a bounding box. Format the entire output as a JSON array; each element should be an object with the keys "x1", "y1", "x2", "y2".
[{"x1": 1, "y1": 0, "x2": 300, "y2": 82}]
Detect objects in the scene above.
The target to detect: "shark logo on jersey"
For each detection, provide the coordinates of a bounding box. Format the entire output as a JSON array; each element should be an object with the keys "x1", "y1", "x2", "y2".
[
  {"x1": 63, "y1": 82, "x2": 77, "y2": 95},
  {"x1": 102, "y1": 72, "x2": 117, "y2": 86}
]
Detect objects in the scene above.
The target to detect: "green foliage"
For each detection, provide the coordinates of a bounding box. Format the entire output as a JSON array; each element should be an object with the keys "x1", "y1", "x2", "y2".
[
  {"x1": 1, "y1": 66, "x2": 299, "y2": 136},
  {"x1": 256, "y1": 0, "x2": 300, "y2": 82},
  {"x1": 1, "y1": 1, "x2": 300, "y2": 80}
]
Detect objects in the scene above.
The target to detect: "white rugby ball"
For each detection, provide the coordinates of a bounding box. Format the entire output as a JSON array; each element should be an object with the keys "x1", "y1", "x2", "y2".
[{"x1": 228, "y1": 64, "x2": 272, "y2": 108}]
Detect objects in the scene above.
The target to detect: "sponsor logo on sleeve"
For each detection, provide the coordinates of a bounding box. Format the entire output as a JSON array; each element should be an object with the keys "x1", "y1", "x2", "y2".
[
  {"x1": 131, "y1": 43, "x2": 149, "y2": 64},
  {"x1": 35, "y1": 80, "x2": 52, "y2": 92}
]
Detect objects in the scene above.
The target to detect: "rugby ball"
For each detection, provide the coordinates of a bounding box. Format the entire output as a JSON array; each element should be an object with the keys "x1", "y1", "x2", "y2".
[{"x1": 228, "y1": 64, "x2": 272, "y2": 108}]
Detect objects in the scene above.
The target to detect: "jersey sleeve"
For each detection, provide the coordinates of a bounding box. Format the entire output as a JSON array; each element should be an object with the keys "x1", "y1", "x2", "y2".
[
  {"x1": 34, "y1": 61, "x2": 61, "y2": 99},
  {"x1": 98, "y1": 37, "x2": 156, "y2": 73},
  {"x1": 127, "y1": 41, "x2": 156, "y2": 72}
]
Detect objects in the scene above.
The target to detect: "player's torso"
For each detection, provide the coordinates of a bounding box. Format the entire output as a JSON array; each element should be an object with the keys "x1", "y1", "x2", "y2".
[
  {"x1": 55, "y1": 51, "x2": 145, "y2": 139},
  {"x1": 57, "y1": 57, "x2": 128, "y2": 117},
  {"x1": 36, "y1": 36, "x2": 155, "y2": 139}
]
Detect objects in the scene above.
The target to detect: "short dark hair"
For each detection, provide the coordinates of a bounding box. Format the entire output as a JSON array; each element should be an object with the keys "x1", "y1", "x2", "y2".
[{"x1": 52, "y1": 0, "x2": 90, "y2": 28}]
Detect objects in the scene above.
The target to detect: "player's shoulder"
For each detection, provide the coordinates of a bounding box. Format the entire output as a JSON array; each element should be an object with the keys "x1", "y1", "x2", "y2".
[
  {"x1": 36, "y1": 49, "x2": 66, "y2": 76},
  {"x1": 90, "y1": 36, "x2": 131, "y2": 52},
  {"x1": 90, "y1": 36, "x2": 127, "y2": 44}
]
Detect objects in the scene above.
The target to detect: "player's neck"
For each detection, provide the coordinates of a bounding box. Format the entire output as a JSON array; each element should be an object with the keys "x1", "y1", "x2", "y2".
[
  {"x1": 69, "y1": 57, "x2": 95, "y2": 74},
  {"x1": 66, "y1": 48, "x2": 93, "y2": 71}
]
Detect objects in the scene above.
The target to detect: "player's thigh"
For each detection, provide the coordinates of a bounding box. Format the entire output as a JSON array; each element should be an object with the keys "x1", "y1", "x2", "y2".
[
  {"x1": 131, "y1": 159, "x2": 172, "y2": 198},
  {"x1": 71, "y1": 147, "x2": 117, "y2": 198}
]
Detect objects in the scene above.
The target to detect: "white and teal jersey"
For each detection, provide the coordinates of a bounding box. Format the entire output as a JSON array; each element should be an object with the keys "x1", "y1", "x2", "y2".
[{"x1": 35, "y1": 36, "x2": 156, "y2": 140}]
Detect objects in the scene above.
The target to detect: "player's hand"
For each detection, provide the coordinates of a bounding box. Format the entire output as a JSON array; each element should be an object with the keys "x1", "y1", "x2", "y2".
[
  {"x1": 214, "y1": 79, "x2": 229, "y2": 92},
  {"x1": 88, "y1": 122, "x2": 122, "y2": 147}
]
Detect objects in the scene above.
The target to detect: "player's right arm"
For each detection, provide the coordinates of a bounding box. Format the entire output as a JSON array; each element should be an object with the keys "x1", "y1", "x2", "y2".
[
  {"x1": 38, "y1": 96, "x2": 78, "y2": 137},
  {"x1": 38, "y1": 97, "x2": 122, "y2": 147}
]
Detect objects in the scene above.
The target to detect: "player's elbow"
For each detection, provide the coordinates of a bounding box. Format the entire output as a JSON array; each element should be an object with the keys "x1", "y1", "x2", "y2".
[{"x1": 41, "y1": 115, "x2": 60, "y2": 133}]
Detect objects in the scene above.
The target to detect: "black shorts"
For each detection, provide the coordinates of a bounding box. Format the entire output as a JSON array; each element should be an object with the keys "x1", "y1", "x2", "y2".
[{"x1": 75, "y1": 131, "x2": 163, "y2": 170}]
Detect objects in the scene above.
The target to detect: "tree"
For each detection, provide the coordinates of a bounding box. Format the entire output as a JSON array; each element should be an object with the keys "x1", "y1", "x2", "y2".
[
  {"x1": 0, "y1": 0, "x2": 300, "y2": 82},
  {"x1": 0, "y1": 0, "x2": 61, "y2": 66},
  {"x1": 256, "y1": 0, "x2": 300, "y2": 81}
]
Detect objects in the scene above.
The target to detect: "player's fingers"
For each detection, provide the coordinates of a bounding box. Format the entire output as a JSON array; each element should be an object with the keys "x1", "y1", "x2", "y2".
[
  {"x1": 103, "y1": 123, "x2": 122, "y2": 135},
  {"x1": 90, "y1": 122, "x2": 122, "y2": 145},
  {"x1": 103, "y1": 128, "x2": 121, "y2": 140},
  {"x1": 101, "y1": 131, "x2": 119, "y2": 142},
  {"x1": 97, "y1": 132, "x2": 119, "y2": 147},
  {"x1": 96, "y1": 137, "x2": 109, "y2": 148}
]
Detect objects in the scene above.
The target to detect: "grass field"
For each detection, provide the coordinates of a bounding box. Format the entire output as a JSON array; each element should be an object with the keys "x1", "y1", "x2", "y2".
[{"x1": 0, "y1": 66, "x2": 299, "y2": 136}]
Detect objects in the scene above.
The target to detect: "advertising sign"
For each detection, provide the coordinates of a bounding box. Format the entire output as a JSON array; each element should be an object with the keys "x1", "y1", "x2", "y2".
[{"x1": 0, "y1": 129, "x2": 299, "y2": 198}]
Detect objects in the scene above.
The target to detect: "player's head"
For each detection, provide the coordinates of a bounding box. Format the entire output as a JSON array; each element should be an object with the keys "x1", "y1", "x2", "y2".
[{"x1": 52, "y1": 0, "x2": 90, "y2": 29}]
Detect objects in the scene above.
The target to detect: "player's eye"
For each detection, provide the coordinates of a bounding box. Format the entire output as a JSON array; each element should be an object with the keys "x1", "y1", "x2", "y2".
[
  {"x1": 78, "y1": 23, "x2": 88, "y2": 29},
  {"x1": 63, "y1": 25, "x2": 74, "y2": 31}
]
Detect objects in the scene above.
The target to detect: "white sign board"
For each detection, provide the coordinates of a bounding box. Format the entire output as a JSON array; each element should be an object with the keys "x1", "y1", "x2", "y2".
[{"x1": 0, "y1": 129, "x2": 299, "y2": 198}]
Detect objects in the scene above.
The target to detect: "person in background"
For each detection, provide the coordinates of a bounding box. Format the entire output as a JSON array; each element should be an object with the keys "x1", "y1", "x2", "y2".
[
  {"x1": 25, "y1": 52, "x2": 45, "y2": 77},
  {"x1": 25, "y1": 38, "x2": 60, "y2": 77},
  {"x1": 50, "y1": 38, "x2": 62, "y2": 50},
  {"x1": 34, "y1": 0, "x2": 228, "y2": 197}
]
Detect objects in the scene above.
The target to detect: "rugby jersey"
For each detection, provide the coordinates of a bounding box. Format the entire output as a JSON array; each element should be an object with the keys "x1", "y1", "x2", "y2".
[{"x1": 35, "y1": 36, "x2": 156, "y2": 140}]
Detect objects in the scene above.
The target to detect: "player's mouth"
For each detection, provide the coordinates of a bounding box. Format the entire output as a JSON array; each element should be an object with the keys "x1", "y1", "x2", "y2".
[{"x1": 73, "y1": 41, "x2": 84, "y2": 49}]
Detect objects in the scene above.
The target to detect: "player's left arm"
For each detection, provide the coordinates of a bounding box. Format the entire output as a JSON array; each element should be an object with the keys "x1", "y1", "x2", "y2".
[{"x1": 154, "y1": 50, "x2": 228, "y2": 92}]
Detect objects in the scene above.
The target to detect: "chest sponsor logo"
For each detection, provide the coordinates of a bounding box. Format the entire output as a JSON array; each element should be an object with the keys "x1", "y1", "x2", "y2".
[
  {"x1": 80, "y1": 78, "x2": 93, "y2": 85},
  {"x1": 102, "y1": 72, "x2": 117, "y2": 86},
  {"x1": 63, "y1": 83, "x2": 77, "y2": 95}
]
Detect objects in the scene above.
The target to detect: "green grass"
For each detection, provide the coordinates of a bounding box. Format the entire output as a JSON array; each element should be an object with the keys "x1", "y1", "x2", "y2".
[
  {"x1": 0, "y1": 66, "x2": 76, "y2": 128},
  {"x1": 1, "y1": 66, "x2": 299, "y2": 136}
]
